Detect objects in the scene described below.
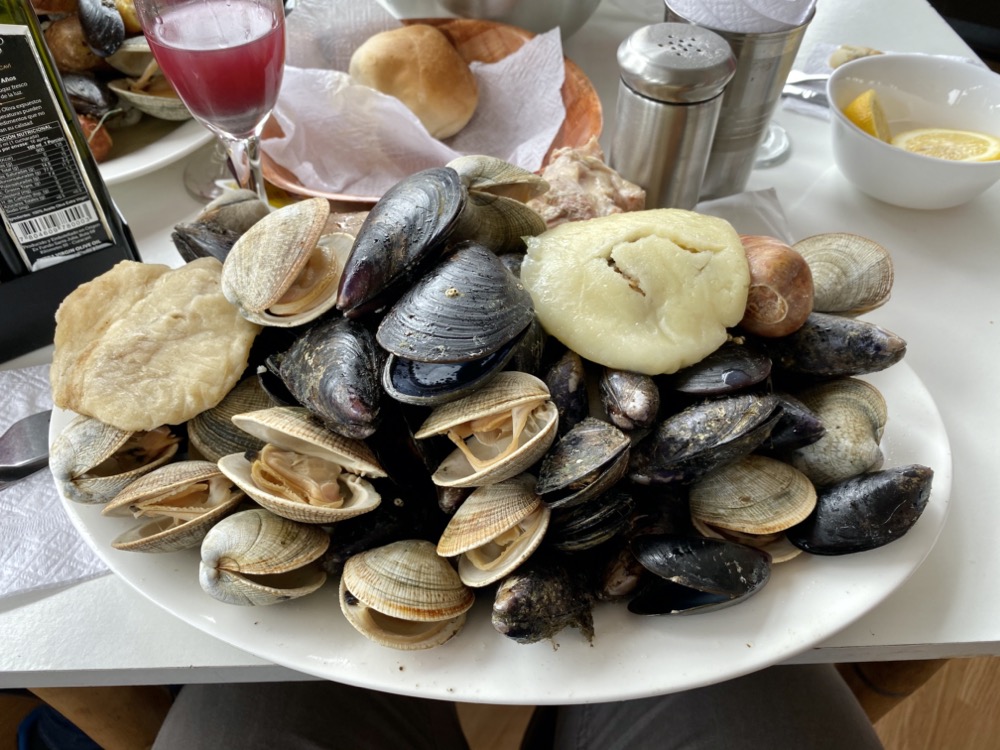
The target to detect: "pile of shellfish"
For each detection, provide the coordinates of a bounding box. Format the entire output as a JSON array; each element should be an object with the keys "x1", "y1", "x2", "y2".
[{"x1": 52, "y1": 155, "x2": 933, "y2": 651}]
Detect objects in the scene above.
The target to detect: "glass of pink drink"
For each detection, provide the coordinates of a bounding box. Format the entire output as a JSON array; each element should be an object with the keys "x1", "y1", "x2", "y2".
[{"x1": 133, "y1": 0, "x2": 286, "y2": 206}]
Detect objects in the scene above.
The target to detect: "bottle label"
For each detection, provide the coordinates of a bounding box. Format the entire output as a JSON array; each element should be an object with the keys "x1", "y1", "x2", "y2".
[{"x1": 0, "y1": 24, "x2": 116, "y2": 271}]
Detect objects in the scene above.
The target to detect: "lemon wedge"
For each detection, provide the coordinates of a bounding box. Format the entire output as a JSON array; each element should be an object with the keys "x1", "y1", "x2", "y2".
[
  {"x1": 842, "y1": 89, "x2": 892, "y2": 142},
  {"x1": 891, "y1": 127, "x2": 1000, "y2": 162}
]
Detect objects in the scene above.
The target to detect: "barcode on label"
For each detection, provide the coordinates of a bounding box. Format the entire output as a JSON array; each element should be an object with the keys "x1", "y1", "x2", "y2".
[{"x1": 11, "y1": 201, "x2": 99, "y2": 243}]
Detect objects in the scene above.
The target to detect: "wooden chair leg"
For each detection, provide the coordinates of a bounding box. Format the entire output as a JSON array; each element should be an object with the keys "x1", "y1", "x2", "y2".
[
  {"x1": 836, "y1": 659, "x2": 950, "y2": 724},
  {"x1": 28, "y1": 686, "x2": 173, "y2": 750}
]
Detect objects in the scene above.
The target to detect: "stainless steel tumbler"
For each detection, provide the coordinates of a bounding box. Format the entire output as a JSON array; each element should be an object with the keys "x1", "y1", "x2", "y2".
[
  {"x1": 664, "y1": 1, "x2": 814, "y2": 199},
  {"x1": 609, "y1": 23, "x2": 736, "y2": 210}
]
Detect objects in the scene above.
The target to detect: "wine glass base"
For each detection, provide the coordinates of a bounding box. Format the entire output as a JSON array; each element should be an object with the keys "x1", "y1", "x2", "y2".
[
  {"x1": 183, "y1": 141, "x2": 230, "y2": 203},
  {"x1": 755, "y1": 123, "x2": 792, "y2": 169}
]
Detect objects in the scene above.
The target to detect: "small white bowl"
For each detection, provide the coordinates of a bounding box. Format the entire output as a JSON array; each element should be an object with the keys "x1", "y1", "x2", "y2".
[{"x1": 827, "y1": 53, "x2": 1000, "y2": 210}]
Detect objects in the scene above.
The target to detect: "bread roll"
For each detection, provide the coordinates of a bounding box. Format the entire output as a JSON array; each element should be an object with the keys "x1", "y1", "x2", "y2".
[{"x1": 349, "y1": 24, "x2": 479, "y2": 139}]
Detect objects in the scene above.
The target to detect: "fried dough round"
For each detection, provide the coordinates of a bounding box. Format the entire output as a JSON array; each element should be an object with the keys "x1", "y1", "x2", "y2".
[{"x1": 51, "y1": 258, "x2": 260, "y2": 431}]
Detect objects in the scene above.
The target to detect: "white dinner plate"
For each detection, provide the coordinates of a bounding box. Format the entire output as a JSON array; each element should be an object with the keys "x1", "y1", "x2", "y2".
[
  {"x1": 53, "y1": 361, "x2": 951, "y2": 705},
  {"x1": 98, "y1": 118, "x2": 213, "y2": 186}
]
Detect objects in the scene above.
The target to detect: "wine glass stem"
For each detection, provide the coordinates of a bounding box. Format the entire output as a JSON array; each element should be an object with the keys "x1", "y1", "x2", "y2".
[{"x1": 220, "y1": 134, "x2": 269, "y2": 207}]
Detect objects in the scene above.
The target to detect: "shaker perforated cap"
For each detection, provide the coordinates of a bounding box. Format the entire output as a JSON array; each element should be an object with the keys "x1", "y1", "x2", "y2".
[{"x1": 617, "y1": 23, "x2": 736, "y2": 104}]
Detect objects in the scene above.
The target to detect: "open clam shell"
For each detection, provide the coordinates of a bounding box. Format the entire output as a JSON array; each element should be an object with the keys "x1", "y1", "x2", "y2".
[
  {"x1": 199, "y1": 508, "x2": 329, "y2": 606},
  {"x1": 414, "y1": 371, "x2": 559, "y2": 488},
  {"x1": 105, "y1": 35, "x2": 154, "y2": 77},
  {"x1": 50, "y1": 415, "x2": 180, "y2": 504},
  {"x1": 340, "y1": 539, "x2": 475, "y2": 650},
  {"x1": 107, "y1": 78, "x2": 192, "y2": 121},
  {"x1": 218, "y1": 406, "x2": 385, "y2": 524},
  {"x1": 446, "y1": 155, "x2": 550, "y2": 203},
  {"x1": 103, "y1": 460, "x2": 244, "y2": 553},
  {"x1": 222, "y1": 198, "x2": 347, "y2": 328},
  {"x1": 436, "y1": 474, "x2": 550, "y2": 588}
]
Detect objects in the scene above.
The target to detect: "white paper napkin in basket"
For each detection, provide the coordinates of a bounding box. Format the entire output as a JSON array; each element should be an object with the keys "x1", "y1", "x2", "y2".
[
  {"x1": 263, "y1": 0, "x2": 567, "y2": 197},
  {"x1": 0, "y1": 365, "x2": 108, "y2": 600}
]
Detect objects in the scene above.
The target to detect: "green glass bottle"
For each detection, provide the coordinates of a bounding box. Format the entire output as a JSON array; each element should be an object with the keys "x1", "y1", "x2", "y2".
[{"x1": 0, "y1": 0, "x2": 141, "y2": 359}]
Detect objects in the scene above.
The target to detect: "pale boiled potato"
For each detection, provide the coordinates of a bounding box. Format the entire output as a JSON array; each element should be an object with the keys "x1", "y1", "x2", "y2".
[{"x1": 520, "y1": 209, "x2": 749, "y2": 375}]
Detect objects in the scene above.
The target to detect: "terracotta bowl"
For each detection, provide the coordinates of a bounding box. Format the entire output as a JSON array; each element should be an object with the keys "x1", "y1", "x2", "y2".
[{"x1": 260, "y1": 17, "x2": 603, "y2": 207}]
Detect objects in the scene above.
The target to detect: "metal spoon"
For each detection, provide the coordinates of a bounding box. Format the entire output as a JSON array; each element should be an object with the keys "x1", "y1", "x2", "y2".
[{"x1": 0, "y1": 409, "x2": 52, "y2": 491}]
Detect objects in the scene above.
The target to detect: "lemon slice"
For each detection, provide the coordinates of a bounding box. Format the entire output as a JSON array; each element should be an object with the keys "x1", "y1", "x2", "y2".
[
  {"x1": 891, "y1": 127, "x2": 1000, "y2": 162},
  {"x1": 842, "y1": 89, "x2": 892, "y2": 142}
]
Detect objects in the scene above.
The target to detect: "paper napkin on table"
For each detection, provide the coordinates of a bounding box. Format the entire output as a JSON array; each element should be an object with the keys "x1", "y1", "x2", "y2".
[
  {"x1": 667, "y1": 0, "x2": 815, "y2": 32},
  {"x1": 263, "y1": 0, "x2": 567, "y2": 197},
  {"x1": 0, "y1": 365, "x2": 108, "y2": 600}
]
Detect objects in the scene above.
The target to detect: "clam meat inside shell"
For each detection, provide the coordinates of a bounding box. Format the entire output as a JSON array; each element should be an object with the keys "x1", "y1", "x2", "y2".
[{"x1": 415, "y1": 372, "x2": 559, "y2": 488}]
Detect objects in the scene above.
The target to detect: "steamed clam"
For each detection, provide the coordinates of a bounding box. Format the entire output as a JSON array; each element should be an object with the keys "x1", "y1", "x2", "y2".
[
  {"x1": 793, "y1": 233, "x2": 893, "y2": 316},
  {"x1": 102, "y1": 460, "x2": 243, "y2": 552},
  {"x1": 199, "y1": 508, "x2": 329, "y2": 605},
  {"x1": 187, "y1": 376, "x2": 275, "y2": 462},
  {"x1": 218, "y1": 406, "x2": 386, "y2": 524},
  {"x1": 784, "y1": 377, "x2": 887, "y2": 486},
  {"x1": 688, "y1": 455, "x2": 817, "y2": 536},
  {"x1": 50, "y1": 415, "x2": 180, "y2": 504},
  {"x1": 414, "y1": 371, "x2": 559, "y2": 488},
  {"x1": 222, "y1": 198, "x2": 351, "y2": 327},
  {"x1": 340, "y1": 539, "x2": 475, "y2": 650},
  {"x1": 436, "y1": 474, "x2": 550, "y2": 587}
]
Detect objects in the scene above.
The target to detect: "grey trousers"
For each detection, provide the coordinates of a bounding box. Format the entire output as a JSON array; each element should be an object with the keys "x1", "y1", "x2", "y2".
[{"x1": 152, "y1": 664, "x2": 883, "y2": 749}]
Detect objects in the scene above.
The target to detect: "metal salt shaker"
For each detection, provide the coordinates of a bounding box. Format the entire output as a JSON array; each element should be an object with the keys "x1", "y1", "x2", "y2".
[{"x1": 609, "y1": 24, "x2": 736, "y2": 210}]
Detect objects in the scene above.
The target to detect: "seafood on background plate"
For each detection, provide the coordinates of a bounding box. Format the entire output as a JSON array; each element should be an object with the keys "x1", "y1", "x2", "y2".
[{"x1": 49, "y1": 154, "x2": 933, "y2": 650}]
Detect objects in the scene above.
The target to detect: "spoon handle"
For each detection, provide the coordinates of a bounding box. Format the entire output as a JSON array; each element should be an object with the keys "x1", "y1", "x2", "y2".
[{"x1": 0, "y1": 409, "x2": 52, "y2": 485}]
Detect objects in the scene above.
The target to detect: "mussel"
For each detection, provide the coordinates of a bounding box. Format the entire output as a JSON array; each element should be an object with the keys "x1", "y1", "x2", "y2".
[
  {"x1": 628, "y1": 534, "x2": 772, "y2": 615},
  {"x1": 337, "y1": 167, "x2": 466, "y2": 319},
  {"x1": 628, "y1": 393, "x2": 782, "y2": 486},
  {"x1": 786, "y1": 464, "x2": 933, "y2": 555},
  {"x1": 491, "y1": 552, "x2": 595, "y2": 644},
  {"x1": 275, "y1": 316, "x2": 384, "y2": 440},
  {"x1": 377, "y1": 242, "x2": 535, "y2": 406}
]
